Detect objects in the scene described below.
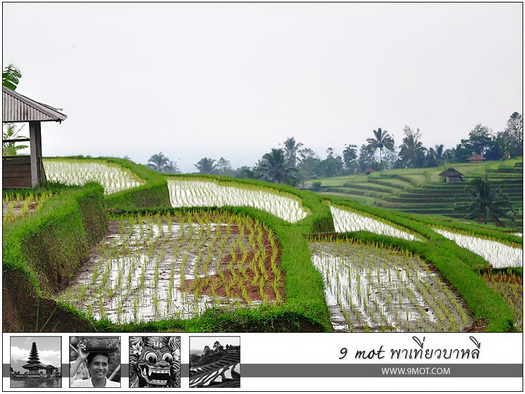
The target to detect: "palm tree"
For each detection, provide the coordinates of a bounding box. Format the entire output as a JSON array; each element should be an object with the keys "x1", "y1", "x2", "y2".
[
  {"x1": 236, "y1": 166, "x2": 257, "y2": 179},
  {"x1": 454, "y1": 177, "x2": 514, "y2": 226},
  {"x1": 281, "y1": 137, "x2": 303, "y2": 168},
  {"x1": 147, "y1": 152, "x2": 170, "y2": 172},
  {"x1": 426, "y1": 144, "x2": 453, "y2": 167},
  {"x1": 195, "y1": 157, "x2": 218, "y2": 174},
  {"x1": 164, "y1": 160, "x2": 180, "y2": 174},
  {"x1": 366, "y1": 128, "x2": 394, "y2": 164},
  {"x1": 259, "y1": 148, "x2": 298, "y2": 184},
  {"x1": 398, "y1": 127, "x2": 426, "y2": 168}
]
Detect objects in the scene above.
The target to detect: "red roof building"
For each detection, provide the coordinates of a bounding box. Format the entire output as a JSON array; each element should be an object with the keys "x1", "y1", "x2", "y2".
[{"x1": 467, "y1": 154, "x2": 487, "y2": 162}]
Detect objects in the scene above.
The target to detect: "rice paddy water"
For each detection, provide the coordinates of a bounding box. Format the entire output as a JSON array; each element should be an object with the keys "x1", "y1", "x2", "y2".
[
  {"x1": 309, "y1": 240, "x2": 473, "y2": 332},
  {"x1": 330, "y1": 205, "x2": 422, "y2": 241},
  {"x1": 59, "y1": 212, "x2": 284, "y2": 324},
  {"x1": 43, "y1": 159, "x2": 145, "y2": 194},
  {"x1": 433, "y1": 228, "x2": 523, "y2": 268},
  {"x1": 167, "y1": 179, "x2": 308, "y2": 223}
]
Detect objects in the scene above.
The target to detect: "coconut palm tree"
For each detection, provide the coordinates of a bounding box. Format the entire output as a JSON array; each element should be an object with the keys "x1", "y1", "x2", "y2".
[
  {"x1": 281, "y1": 137, "x2": 303, "y2": 168},
  {"x1": 147, "y1": 152, "x2": 170, "y2": 172},
  {"x1": 366, "y1": 128, "x2": 394, "y2": 164},
  {"x1": 426, "y1": 144, "x2": 453, "y2": 167},
  {"x1": 454, "y1": 177, "x2": 514, "y2": 226},
  {"x1": 163, "y1": 160, "x2": 180, "y2": 174},
  {"x1": 195, "y1": 157, "x2": 218, "y2": 174},
  {"x1": 259, "y1": 148, "x2": 298, "y2": 184}
]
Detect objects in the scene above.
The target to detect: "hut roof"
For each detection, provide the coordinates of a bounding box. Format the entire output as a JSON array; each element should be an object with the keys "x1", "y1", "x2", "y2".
[
  {"x1": 3, "y1": 86, "x2": 67, "y2": 123},
  {"x1": 438, "y1": 168, "x2": 463, "y2": 177},
  {"x1": 364, "y1": 168, "x2": 378, "y2": 174},
  {"x1": 467, "y1": 154, "x2": 487, "y2": 162}
]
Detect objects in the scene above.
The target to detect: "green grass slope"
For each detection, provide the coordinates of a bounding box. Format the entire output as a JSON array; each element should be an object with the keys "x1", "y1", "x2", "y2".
[{"x1": 314, "y1": 159, "x2": 522, "y2": 228}]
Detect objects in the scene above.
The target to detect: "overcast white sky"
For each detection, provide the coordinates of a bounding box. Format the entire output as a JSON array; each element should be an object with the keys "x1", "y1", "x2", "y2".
[{"x1": 3, "y1": 2, "x2": 522, "y2": 173}]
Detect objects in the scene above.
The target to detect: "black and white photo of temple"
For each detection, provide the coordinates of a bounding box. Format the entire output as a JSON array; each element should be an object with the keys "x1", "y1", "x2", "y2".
[{"x1": 10, "y1": 337, "x2": 61, "y2": 388}]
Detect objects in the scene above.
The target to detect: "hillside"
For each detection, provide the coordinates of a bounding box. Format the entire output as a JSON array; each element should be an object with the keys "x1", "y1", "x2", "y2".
[
  {"x1": 314, "y1": 159, "x2": 523, "y2": 227},
  {"x1": 2, "y1": 156, "x2": 522, "y2": 333}
]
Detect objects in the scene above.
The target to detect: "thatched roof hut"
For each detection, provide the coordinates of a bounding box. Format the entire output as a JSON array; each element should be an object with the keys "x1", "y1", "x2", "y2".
[{"x1": 438, "y1": 168, "x2": 463, "y2": 182}]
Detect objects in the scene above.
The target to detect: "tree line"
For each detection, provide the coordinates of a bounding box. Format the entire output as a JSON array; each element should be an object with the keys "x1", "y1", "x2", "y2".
[{"x1": 146, "y1": 114, "x2": 522, "y2": 186}]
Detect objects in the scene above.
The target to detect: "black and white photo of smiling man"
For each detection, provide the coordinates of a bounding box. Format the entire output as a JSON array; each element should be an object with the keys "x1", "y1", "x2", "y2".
[{"x1": 69, "y1": 336, "x2": 121, "y2": 388}]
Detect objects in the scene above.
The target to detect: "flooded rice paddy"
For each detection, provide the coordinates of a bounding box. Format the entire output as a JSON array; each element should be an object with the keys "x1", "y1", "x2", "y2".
[
  {"x1": 59, "y1": 212, "x2": 284, "y2": 324},
  {"x1": 44, "y1": 159, "x2": 145, "y2": 195},
  {"x1": 433, "y1": 228, "x2": 523, "y2": 268},
  {"x1": 309, "y1": 241, "x2": 473, "y2": 332},
  {"x1": 330, "y1": 205, "x2": 422, "y2": 241},
  {"x1": 167, "y1": 179, "x2": 308, "y2": 223}
]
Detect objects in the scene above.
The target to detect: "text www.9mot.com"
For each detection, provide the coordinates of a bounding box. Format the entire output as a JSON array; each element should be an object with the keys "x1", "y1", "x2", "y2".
[{"x1": 381, "y1": 367, "x2": 451, "y2": 376}]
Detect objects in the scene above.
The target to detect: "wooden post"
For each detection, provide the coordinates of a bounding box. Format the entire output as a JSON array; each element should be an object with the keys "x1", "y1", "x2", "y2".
[
  {"x1": 29, "y1": 121, "x2": 42, "y2": 188},
  {"x1": 35, "y1": 122, "x2": 47, "y2": 183}
]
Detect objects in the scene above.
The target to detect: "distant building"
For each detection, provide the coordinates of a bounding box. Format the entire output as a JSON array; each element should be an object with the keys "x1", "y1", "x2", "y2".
[
  {"x1": 438, "y1": 168, "x2": 464, "y2": 183},
  {"x1": 45, "y1": 365, "x2": 60, "y2": 377},
  {"x1": 298, "y1": 183, "x2": 314, "y2": 190},
  {"x1": 467, "y1": 154, "x2": 487, "y2": 162}
]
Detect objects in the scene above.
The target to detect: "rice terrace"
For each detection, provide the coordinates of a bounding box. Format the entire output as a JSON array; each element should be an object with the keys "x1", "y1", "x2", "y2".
[{"x1": 2, "y1": 155, "x2": 522, "y2": 334}]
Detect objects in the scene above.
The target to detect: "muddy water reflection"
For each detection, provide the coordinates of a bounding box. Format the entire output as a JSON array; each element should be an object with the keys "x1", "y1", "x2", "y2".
[
  {"x1": 309, "y1": 242, "x2": 473, "y2": 332},
  {"x1": 59, "y1": 217, "x2": 255, "y2": 324}
]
